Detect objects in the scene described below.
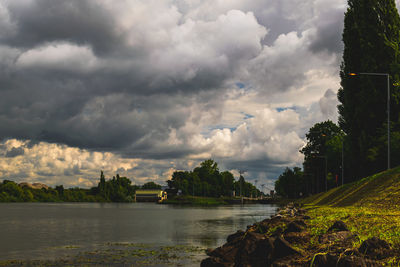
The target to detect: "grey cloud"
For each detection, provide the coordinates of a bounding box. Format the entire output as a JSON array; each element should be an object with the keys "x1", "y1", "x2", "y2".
[
  {"x1": 63, "y1": 165, "x2": 82, "y2": 176},
  {"x1": 36, "y1": 171, "x2": 56, "y2": 177},
  {"x1": 309, "y1": 4, "x2": 345, "y2": 56},
  {"x1": 5, "y1": 146, "x2": 24, "y2": 157},
  {"x1": 3, "y1": 0, "x2": 121, "y2": 55},
  {"x1": 319, "y1": 88, "x2": 339, "y2": 120},
  {"x1": 0, "y1": 0, "x2": 346, "y2": 187}
]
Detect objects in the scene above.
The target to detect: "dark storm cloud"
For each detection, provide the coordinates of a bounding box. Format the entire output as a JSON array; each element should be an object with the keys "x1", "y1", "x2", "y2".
[
  {"x1": 0, "y1": 1, "x2": 268, "y2": 156},
  {"x1": 0, "y1": 0, "x2": 351, "y2": 187},
  {"x1": 309, "y1": 6, "x2": 345, "y2": 55},
  {"x1": 5, "y1": 146, "x2": 24, "y2": 157},
  {"x1": 0, "y1": 0, "x2": 345, "y2": 183},
  {"x1": 3, "y1": 0, "x2": 121, "y2": 55}
]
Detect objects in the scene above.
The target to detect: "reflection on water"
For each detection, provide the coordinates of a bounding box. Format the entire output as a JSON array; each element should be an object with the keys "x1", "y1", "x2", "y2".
[{"x1": 0, "y1": 202, "x2": 277, "y2": 260}]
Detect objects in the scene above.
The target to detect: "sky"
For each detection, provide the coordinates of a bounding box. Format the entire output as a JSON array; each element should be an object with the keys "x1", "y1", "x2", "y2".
[{"x1": 1, "y1": 0, "x2": 398, "y2": 190}]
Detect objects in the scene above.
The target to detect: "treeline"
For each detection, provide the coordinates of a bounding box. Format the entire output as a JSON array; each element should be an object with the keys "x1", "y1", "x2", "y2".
[
  {"x1": 275, "y1": 0, "x2": 400, "y2": 198},
  {"x1": 0, "y1": 172, "x2": 161, "y2": 202},
  {"x1": 166, "y1": 159, "x2": 261, "y2": 198},
  {"x1": 275, "y1": 121, "x2": 346, "y2": 198}
]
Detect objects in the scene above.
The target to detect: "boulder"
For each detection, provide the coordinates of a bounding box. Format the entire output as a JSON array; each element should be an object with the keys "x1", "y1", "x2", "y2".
[
  {"x1": 226, "y1": 230, "x2": 245, "y2": 243},
  {"x1": 284, "y1": 221, "x2": 304, "y2": 234},
  {"x1": 358, "y1": 237, "x2": 392, "y2": 260},
  {"x1": 271, "y1": 226, "x2": 284, "y2": 237},
  {"x1": 311, "y1": 252, "x2": 378, "y2": 267},
  {"x1": 207, "y1": 243, "x2": 239, "y2": 263},
  {"x1": 235, "y1": 233, "x2": 275, "y2": 267},
  {"x1": 336, "y1": 255, "x2": 371, "y2": 267},
  {"x1": 284, "y1": 231, "x2": 311, "y2": 245},
  {"x1": 293, "y1": 219, "x2": 307, "y2": 227},
  {"x1": 318, "y1": 231, "x2": 356, "y2": 245},
  {"x1": 328, "y1": 220, "x2": 349, "y2": 232},
  {"x1": 311, "y1": 253, "x2": 339, "y2": 267},
  {"x1": 200, "y1": 256, "x2": 233, "y2": 267},
  {"x1": 272, "y1": 236, "x2": 301, "y2": 260}
]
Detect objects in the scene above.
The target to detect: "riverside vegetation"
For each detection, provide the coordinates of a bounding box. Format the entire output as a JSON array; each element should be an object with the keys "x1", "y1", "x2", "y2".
[
  {"x1": 202, "y1": 166, "x2": 400, "y2": 266},
  {"x1": 0, "y1": 172, "x2": 142, "y2": 202},
  {"x1": 0, "y1": 160, "x2": 262, "y2": 203}
]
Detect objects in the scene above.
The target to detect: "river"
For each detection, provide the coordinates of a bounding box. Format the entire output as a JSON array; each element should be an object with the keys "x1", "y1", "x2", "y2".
[{"x1": 0, "y1": 202, "x2": 278, "y2": 265}]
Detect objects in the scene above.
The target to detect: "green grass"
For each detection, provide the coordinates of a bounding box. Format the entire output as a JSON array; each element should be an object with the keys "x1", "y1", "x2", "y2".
[
  {"x1": 301, "y1": 165, "x2": 400, "y2": 209},
  {"x1": 300, "y1": 166, "x2": 400, "y2": 263}
]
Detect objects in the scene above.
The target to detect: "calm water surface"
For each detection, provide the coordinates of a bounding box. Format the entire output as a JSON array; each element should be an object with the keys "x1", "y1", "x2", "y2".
[{"x1": 0, "y1": 203, "x2": 277, "y2": 260}]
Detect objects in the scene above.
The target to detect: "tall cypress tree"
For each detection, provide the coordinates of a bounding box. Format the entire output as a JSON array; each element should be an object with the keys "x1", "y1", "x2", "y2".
[{"x1": 338, "y1": 0, "x2": 400, "y2": 180}]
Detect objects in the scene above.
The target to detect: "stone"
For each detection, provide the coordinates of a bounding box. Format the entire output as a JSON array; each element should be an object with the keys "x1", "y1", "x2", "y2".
[
  {"x1": 284, "y1": 221, "x2": 304, "y2": 234},
  {"x1": 312, "y1": 253, "x2": 339, "y2": 267},
  {"x1": 284, "y1": 231, "x2": 311, "y2": 245},
  {"x1": 234, "y1": 233, "x2": 274, "y2": 267},
  {"x1": 256, "y1": 222, "x2": 269, "y2": 234},
  {"x1": 206, "y1": 248, "x2": 214, "y2": 256},
  {"x1": 358, "y1": 237, "x2": 392, "y2": 260},
  {"x1": 226, "y1": 230, "x2": 245, "y2": 243},
  {"x1": 318, "y1": 231, "x2": 356, "y2": 245},
  {"x1": 328, "y1": 220, "x2": 349, "y2": 232},
  {"x1": 271, "y1": 226, "x2": 283, "y2": 237},
  {"x1": 311, "y1": 253, "x2": 378, "y2": 267},
  {"x1": 207, "y1": 243, "x2": 239, "y2": 263},
  {"x1": 336, "y1": 255, "x2": 370, "y2": 267},
  {"x1": 293, "y1": 219, "x2": 307, "y2": 227},
  {"x1": 272, "y1": 236, "x2": 301, "y2": 260},
  {"x1": 200, "y1": 257, "x2": 233, "y2": 267}
]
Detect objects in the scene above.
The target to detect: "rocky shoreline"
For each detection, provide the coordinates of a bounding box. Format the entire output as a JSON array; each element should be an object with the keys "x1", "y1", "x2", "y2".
[{"x1": 201, "y1": 203, "x2": 396, "y2": 266}]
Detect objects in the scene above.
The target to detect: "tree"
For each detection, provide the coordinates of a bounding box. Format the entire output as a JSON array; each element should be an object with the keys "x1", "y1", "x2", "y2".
[
  {"x1": 301, "y1": 121, "x2": 343, "y2": 193},
  {"x1": 141, "y1": 181, "x2": 162, "y2": 189},
  {"x1": 338, "y1": 0, "x2": 400, "y2": 180},
  {"x1": 274, "y1": 167, "x2": 304, "y2": 198},
  {"x1": 300, "y1": 121, "x2": 342, "y2": 157},
  {"x1": 166, "y1": 159, "x2": 245, "y2": 197},
  {"x1": 99, "y1": 170, "x2": 106, "y2": 196}
]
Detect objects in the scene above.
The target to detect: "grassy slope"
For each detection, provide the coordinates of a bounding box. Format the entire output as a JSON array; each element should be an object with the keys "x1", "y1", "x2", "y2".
[
  {"x1": 302, "y1": 166, "x2": 400, "y2": 209},
  {"x1": 300, "y1": 166, "x2": 400, "y2": 263}
]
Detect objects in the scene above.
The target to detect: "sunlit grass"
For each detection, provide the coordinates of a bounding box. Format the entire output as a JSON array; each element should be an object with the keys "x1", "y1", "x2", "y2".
[{"x1": 299, "y1": 166, "x2": 400, "y2": 264}]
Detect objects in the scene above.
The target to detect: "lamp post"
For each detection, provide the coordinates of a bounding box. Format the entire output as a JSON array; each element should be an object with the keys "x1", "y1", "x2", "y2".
[{"x1": 349, "y1": 72, "x2": 390, "y2": 170}]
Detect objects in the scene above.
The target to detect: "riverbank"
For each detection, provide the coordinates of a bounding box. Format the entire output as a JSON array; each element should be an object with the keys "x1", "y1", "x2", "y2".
[
  {"x1": 201, "y1": 203, "x2": 399, "y2": 266},
  {"x1": 161, "y1": 195, "x2": 234, "y2": 205},
  {"x1": 202, "y1": 167, "x2": 400, "y2": 266},
  {"x1": 161, "y1": 195, "x2": 288, "y2": 206}
]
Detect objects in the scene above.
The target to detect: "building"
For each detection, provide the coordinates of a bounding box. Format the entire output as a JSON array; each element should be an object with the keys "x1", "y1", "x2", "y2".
[{"x1": 135, "y1": 189, "x2": 167, "y2": 203}]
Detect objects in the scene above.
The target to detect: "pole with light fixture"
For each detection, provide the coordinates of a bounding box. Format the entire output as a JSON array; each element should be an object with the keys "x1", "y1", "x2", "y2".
[{"x1": 349, "y1": 72, "x2": 390, "y2": 170}]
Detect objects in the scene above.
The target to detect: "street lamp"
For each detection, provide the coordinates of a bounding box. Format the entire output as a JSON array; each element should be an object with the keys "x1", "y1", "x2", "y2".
[{"x1": 349, "y1": 72, "x2": 390, "y2": 170}]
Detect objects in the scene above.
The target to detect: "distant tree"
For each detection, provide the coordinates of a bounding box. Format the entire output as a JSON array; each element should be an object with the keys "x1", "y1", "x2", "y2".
[
  {"x1": 141, "y1": 181, "x2": 162, "y2": 189},
  {"x1": 55, "y1": 185, "x2": 64, "y2": 198},
  {"x1": 166, "y1": 160, "x2": 249, "y2": 197},
  {"x1": 233, "y1": 175, "x2": 261, "y2": 198},
  {"x1": 274, "y1": 167, "x2": 304, "y2": 198}
]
